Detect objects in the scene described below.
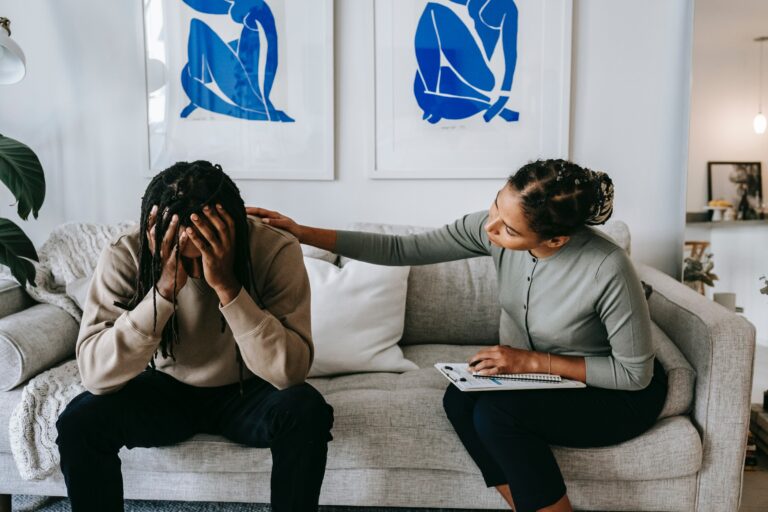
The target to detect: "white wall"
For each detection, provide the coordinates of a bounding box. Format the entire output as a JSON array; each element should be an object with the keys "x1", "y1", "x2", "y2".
[
  {"x1": 684, "y1": 222, "x2": 768, "y2": 346},
  {"x1": 0, "y1": 0, "x2": 692, "y2": 276},
  {"x1": 684, "y1": 0, "x2": 768, "y2": 346},
  {"x1": 686, "y1": 0, "x2": 768, "y2": 212}
]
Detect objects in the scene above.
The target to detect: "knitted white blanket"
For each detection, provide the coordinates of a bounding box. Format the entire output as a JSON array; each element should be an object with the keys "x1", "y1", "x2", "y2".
[{"x1": 6, "y1": 221, "x2": 133, "y2": 480}]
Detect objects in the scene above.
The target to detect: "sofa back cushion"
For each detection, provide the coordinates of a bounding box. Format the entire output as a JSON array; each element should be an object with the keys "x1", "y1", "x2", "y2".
[
  {"x1": 346, "y1": 220, "x2": 631, "y2": 346},
  {"x1": 345, "y1": 222, "x2": 500, "y2": 345}
]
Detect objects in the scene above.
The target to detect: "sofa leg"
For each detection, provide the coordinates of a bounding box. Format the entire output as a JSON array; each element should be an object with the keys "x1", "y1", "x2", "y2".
[{"x1": 0, "y1": 494, "x2": 11, "y2": 512}]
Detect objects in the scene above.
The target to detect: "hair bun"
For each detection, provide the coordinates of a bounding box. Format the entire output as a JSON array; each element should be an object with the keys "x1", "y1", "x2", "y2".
[{"x1": 585, "y1": 171, "x2": 614, "y2": 225}]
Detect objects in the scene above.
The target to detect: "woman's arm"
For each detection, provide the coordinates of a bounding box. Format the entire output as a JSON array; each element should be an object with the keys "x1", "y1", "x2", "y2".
[
  {"x1": 585, "y1": 249, "x2": 655, "y2": 390},
  {"x1": 246, "y1": 207, "x2": 493, "y2": 266},
  {"x1": 471, "y1": 250, "x2": 655, "y2": 388},
  {"x1": 469, "y1": 249, "x2": 652, "y2": 388},
  {"x1": 469, "y1": 346, "x2": 587, "y2": 383}
]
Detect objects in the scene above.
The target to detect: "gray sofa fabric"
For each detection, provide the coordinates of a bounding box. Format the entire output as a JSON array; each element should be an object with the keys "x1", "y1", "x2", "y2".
[
  {"x1": 652, "y1": 322, "x2": 695, "y2": 419},
  {"x1": 0, "y1": 386, "x2": 20, "y2": 453},
  {"x1": 0, "y1": 219, "x2": 756, "y2": 512},
  {"x1": 0, "y1": 280, "x2": 34, "y2": 320},
  {"x1": 0, "y1": 305, "x2": 80, "y2": 391},
  {"x1": 345, "y1": 222, "x2": 501, "y2": 347}
]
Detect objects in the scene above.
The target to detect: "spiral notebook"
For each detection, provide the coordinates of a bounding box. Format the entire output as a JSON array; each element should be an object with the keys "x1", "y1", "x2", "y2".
[{"x1": 434, "y1": 363, "x2": 586, "y2": 392}]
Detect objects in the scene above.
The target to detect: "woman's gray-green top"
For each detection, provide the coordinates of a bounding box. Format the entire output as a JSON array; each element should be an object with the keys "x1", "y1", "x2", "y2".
[{"x1": 335, "y1": 211, "x2": 654, "y2": 391}]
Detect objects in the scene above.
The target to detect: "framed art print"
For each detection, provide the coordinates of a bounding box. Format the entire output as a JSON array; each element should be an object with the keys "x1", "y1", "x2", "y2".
[
  {"x1": 707, "y1": 161, "x2": 763, "y2": 219},
  {"x1": 369, "y1": 0, "x2": 572, "y2": 179},
  {"x1": 143, "y1": 0, "x2": 334, "y2": 180}
]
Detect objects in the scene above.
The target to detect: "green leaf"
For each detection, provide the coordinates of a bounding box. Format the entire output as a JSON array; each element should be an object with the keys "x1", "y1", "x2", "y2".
[
  {"x1": 0, "y1": 217, "x2": 38, "y2": 287},
  {"x1": 0, "y1": 134, "x2": 46, "y2": 220}
]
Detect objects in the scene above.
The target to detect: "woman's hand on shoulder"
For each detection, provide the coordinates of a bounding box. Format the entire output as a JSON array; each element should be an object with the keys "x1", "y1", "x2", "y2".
[
  {"x1": 245, "y1": 207, "x2": 301, "y2": 238},
  {"x1": 468, "y1": 345, "x2": 541, "y2": 376}
]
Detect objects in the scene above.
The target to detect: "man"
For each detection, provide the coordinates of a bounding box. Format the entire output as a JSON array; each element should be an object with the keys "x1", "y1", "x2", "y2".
[{"x1": 56, "y1": 161, "x2": 333, "y2": 512}]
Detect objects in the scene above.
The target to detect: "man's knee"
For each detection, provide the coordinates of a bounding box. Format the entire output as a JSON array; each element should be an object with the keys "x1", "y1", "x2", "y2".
[{"x1": 273, "y1": 383, "x2": 333, "y2": 440}]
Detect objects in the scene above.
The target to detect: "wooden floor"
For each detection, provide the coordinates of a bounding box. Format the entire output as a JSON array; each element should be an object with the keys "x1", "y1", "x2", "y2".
[
  {"x1": 741, "y1": 452, "x2": 768, "y2": 511},
  {"x1": 742, "y1": 343, "x2": 768, "y2": 512}
]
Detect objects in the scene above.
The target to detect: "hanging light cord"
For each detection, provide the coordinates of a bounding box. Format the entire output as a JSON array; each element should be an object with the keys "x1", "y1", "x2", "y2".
[{"x1": 757, "y1": 40, "x2": 765, "y2": 114}]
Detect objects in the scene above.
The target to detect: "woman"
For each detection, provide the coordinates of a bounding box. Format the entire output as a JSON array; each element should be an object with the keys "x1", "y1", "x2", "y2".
[{"x1": 246, "y1": 159, "x2": 667, "y2": 512}]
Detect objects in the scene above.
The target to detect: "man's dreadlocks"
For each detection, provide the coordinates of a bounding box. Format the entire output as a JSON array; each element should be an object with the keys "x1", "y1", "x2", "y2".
[{"x1": 125, "y1": 160, "x2": 261, "y2": 391}]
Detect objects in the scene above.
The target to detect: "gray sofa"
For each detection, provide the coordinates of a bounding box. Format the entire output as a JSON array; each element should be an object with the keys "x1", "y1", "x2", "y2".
[{"x1": 0, "y1": 221, "x2": 757, "y2": 511}]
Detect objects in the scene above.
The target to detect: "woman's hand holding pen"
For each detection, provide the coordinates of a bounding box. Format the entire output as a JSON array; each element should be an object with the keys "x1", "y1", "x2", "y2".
[{"x1": 468, "y1": 345, "x2": 545, "y2": 376}]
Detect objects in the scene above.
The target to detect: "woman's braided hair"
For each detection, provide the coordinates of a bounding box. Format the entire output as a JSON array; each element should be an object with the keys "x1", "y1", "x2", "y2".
[
  {"x1": 507, "y1": 159, "x2": 615, "y2": 240},
  {"x1": 125, "y1": 161, "x2": 261, "y2": 389}
]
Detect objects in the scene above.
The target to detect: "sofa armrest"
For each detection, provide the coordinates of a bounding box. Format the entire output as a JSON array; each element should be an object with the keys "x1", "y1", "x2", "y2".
[
  {"x1": 637, "y1": 263, "x2": 755, "y2": 512},
  {"x1": 0, "y1": 278, "x2": 35, "y2": 319}
]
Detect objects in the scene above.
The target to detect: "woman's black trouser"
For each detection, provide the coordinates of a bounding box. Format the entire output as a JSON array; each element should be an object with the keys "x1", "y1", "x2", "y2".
[{"x1": 443, "y1": 359, "x2": 667, "y2": 511}]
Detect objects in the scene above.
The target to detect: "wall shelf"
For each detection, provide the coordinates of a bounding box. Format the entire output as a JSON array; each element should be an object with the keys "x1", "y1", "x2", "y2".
[{"x1": 687, "y1": 219, "x2": 768, "y2": 227}]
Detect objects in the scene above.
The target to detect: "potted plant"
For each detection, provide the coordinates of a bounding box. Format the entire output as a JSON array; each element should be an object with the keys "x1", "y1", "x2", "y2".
[
  {"x1": 683, "y1": 252, "x2": 718, "y2": 295},
  {"x1": 0, "y1": 133, "x2": 45, "y2": 287}
]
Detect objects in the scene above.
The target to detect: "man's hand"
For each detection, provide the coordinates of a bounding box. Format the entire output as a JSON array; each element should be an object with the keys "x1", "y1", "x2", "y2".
[
  {"x1": 186, "y1": 204, "x2": 241, "y2": 305},
  {"x1": 467, "y1": 345, "x2": 542, "y2": 376},
  {"x1": 147, "y1": 205, "x2": 189, "y2": 301}
]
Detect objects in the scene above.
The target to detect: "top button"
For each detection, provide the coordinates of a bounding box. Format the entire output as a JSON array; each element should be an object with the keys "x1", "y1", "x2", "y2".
[{"x1": 532, "y1": 257, "x2": 537, "y2": 263}]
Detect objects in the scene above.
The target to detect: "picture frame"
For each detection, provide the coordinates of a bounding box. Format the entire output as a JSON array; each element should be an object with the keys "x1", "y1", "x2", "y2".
[
  {"x1": 707, "y1": 161, "x2": 763, "y2": 219},
  {"x1": 366, "y1": 0, "x2": 572, "y2": 179},
  {"x1": 142, "y1": 0, "x2": 334, "y2": 180}
]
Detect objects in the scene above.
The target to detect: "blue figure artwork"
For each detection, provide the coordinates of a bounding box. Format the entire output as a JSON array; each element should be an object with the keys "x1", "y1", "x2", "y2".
[
  {"x1": 180, "y1": 0, "x2": 294, "y2": 122},
  {"x1": 414, "y1": 0, "x2": 519, "y2": 124}
]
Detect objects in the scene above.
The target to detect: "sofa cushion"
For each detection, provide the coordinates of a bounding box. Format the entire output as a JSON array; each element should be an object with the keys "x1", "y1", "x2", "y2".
[
  {"x1": 345, "y1": 220, "x2": 631, "y2": 346},
  {"x1": 305, "y1": 258, "x2": 417, "y2": 377},
  {"x1": 114, "y1": 344, "x2": 701, "y2": 481},
  {"x1": 346, "y1": 223, "x2": 501, "y2": 346},
  {"x1": 301, "y1": 244, "x2": 337, "y2": 264},
  {"x1": 598, "y1": 220, "x2": 631, "y2": 255},
  {"x1": 653, "y1": 322, "x2": 696, "y2": 418},
  {"x1": 402, "y1": 257, "x2": 500, "y2": 346}
]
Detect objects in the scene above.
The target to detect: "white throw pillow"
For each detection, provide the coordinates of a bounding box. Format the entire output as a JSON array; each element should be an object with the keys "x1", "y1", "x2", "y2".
[{"x1": 304, "y1": 258, "x2": 418, "y2": 377}]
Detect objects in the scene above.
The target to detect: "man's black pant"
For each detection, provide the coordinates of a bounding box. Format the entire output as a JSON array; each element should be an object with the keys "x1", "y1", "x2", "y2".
[
  {"x1": 56, "y1": 369, "x2": 334, "y2": 512},
  {"x1": 443, "y1": 359, "x2": 667, "y2": 512}
]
